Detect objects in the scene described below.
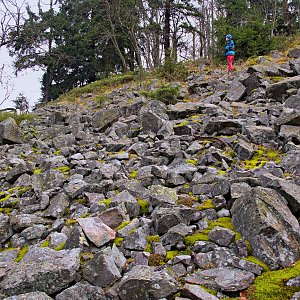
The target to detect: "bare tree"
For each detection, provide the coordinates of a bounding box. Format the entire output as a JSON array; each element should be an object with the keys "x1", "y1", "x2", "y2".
[{"x1": 0, "y1": 63, "x2": 14, "y2": 106}]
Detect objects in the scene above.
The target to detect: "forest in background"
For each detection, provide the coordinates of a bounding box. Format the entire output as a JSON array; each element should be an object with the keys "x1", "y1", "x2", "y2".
[{"x1": 1, "y1": 0, "x2": 300, "y2": 104}]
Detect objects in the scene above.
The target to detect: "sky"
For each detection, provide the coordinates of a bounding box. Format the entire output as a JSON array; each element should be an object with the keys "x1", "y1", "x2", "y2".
[{"x1": 0, "y1": 0, "x2": 45, "y2": 110}]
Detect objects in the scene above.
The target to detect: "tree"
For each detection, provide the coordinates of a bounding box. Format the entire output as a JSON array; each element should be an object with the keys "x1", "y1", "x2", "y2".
[{"x1": 12, "y1": 92, "x2": 29, "y2": 113}]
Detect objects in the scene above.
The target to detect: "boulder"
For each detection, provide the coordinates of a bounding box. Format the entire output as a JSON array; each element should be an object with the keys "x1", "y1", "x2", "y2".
[
  {"x1": 0, "y1": 117, "x2": 24, "y2": 144},
  {"x1": 77, "y1": 217, "x2": 115, "y2": 247},
  {"x1": 0, "y1": 213, "x2": 14, "y2": 243},
  {"x1": 225, "y1": 82, "x2": 246, "y2": 102},
  {"x1": 0, "y1": 246, "x2": 80, "y2": 296},
  {"x1": 185, "y1": 267, "x2": 254, "y2": 292},
  {"x1": 92, "y1": 109, "x2": 119, "y2": 130},
  {"x1": 231, "y1": 187, "x2": 300, "y2": 269},
  {"x1": 83, "y1": 247, "x2": 122, "y2": 288},
  {"x1": 3, "y1": 292, "x2": 53, "y2": 300},
  {"x1": 118, "y1": 265, "x2": 178, "y2": 300}
]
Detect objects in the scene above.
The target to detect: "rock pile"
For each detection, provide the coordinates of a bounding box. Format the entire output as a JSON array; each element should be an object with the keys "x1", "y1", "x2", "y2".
[{"x1": 1, "y1": 54, "x2": 300, "y2": 299}]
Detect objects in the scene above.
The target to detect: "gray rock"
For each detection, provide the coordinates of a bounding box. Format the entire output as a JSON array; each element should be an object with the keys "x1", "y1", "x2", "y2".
[
  {"x1": 3, "y1": 291, "x2": 53, "y2": 300},
  {"x1": 92, "y1": 109, "x2": 119, "y2": 130},
  {"x1": 279, "y1": 125, "x2": 300, "y2": 143},
  {"x1": 118, "y1": 265, "x2": 178, "y2": 300},
  {"x1": 5, "y1": 162, "x2": 33, "y2": 183},
  {"x1": 277, "y1": 180, "x2": 300, "y2": 215},
  {"x1": 231, "y1": 187, "x2": 300, "y2": 269},
  {"x1": 182, "y1": 284, "x2": 219, "y2": 300},
  {"x1": 244, "y1": 125, "x2": 276, "y2": 144},
  {"x1": 204, "y1": 118, "x2": 243, "y2": 135},
  {"x1": 234, "y1": 139, "x2": 255, "y2": 160},
  {"x1": 287, "y1": 275, "x2": 300, "y2": 286},
  {"x1": 10, "y1": 214, "x2": 51, "y2": 232},
  {"x1": 291, "y1": 292, "x2": 300, "y2": 300},
  {"x1": 208, "y1": 226, "x2": 236, "y2": 247},
  {"x1": 55, "y1": 282, "x2": 106, "y2": 300},
  {"x1": 140, "y1": 100, "x2": 168, "y2": 133},
  {"x1": 123, "y1": 225, "x2": 150, "y2": 250},
  {"x1": 31, "y1": 171, "x2": 66, "y2": 193},
  {"x1": 19, "y1": 224, "x2": 47, "y2": 241},
  {"x1": 77, "y1": 217, "x2": 115, "y2": 247},
  {"x1": 52, "y1": 134, "x2": 76, "y2": 149},
  {"x1": 0, "y1": 246, "x2": 80, "y2": 296},
  {"x1": 289, "y1": 59, "x2": 300, "y2": 75},
  {"x1": 232, "y1": 258, "x2": 263, "y2": 275},
  {"x1": 64, "y1": 179, "x2": 89, "y2": 199},
  {"x1": 149, "y1": 185, "x2": 178, "y2": 207},
  {"x1": 43, "y1": 192, "x2": 69, "y2": 218},
  {"x1": 241, "y1": 73, "x2": 261, "y2": 95},
  {"x1": 161, "y1": 223, "x2": 194, "y2": 246},
  {"x1": 279, "y1": 150, "x2": 300, "y2": 174},
  {"x1": 97, "y1": 205, "x2": 129, "y2": 230},
  {"x1": 111, "y1": 190, "x2": 140, "y2": 218},
  {"x1": 153, "y1": 207, "x2": 183, "y2": 235},
  {"x1": 83, "y1": 247, "x2": 122, "y2": 288},
  {"x1": 0, "y1": 117, "x2": 24, "y2": 144},
  {"x1": 266, "y1": 75, "x2": 300, "y2": 101},
  {"x1": 289, "y1": 48, "x2": 300, "y2": 58},
  {"x1": 225, "y1": 82, "x2": 246, "y2": 102},
  {"x1": 185, "y1": 267, "x2": 254, "y2": 292},
  {"x1": 276, "y1": 110, "x2": 300, "y2": 127},
  {"x1": 0, "y1": 213, "x2": 14, "y2": 243}
]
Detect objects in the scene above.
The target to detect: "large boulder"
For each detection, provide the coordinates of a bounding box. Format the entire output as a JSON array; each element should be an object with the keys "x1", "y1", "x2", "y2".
[
  {"x1": 118, "y1": 265, "x2": 178, "y2": 300},
  {"x1": 231, "y1": 187, "x2": 300, "y2": 269},
  {"x1": 92, "y1": 109, "x2": 119, "y2": 131},
  {"x1": 3, "y1": 291, "x2": 53, "y2": 300},
  {"x1": 0, "y1": 246, "x2": 80, "y2": 296},
  {"x1": 0, "y1": 117, "x2": 24, "y2": 144}
]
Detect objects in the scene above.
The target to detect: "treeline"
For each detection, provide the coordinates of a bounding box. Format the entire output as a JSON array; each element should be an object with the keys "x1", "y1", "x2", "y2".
[{"x1": 4, "y1": 0, "x2": 300, "y2": 103}]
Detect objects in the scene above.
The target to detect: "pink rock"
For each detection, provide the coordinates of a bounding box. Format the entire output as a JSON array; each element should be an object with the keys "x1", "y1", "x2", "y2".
[{"x1": 77, "y1": 217, "x2": 115, "y2": 247}]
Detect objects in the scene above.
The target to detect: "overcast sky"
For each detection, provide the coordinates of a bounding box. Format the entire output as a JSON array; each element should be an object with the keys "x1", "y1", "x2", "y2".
[{"x1": 0, "y1": 0, "x2": 46, "y2": 110}]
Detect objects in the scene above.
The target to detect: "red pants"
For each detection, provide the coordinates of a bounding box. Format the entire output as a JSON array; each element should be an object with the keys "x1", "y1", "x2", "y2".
[{"x1": 227, "y1": 55, "x2": 234, "y2": 72}]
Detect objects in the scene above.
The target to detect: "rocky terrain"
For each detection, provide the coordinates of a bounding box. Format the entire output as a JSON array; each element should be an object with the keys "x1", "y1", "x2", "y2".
[{"x1": 1, "y1": 49, "x2": 300, "y2": 300}]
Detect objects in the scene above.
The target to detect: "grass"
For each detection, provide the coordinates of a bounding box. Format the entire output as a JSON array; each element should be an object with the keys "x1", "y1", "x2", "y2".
[
  {"x1": 58, "y1": 73, "x2": 137, "y2": 102},
  {"x1": 15, "y1": 245, "x2": 29, "y2": 262},
  {"x1": 0, "y1": 112, "x2": 37, "y2": 124}
]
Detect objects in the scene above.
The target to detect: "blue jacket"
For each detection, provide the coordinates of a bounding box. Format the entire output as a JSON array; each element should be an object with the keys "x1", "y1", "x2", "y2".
[{"x1": 225, "y1": 39, "x2": 235, "y2": 56}]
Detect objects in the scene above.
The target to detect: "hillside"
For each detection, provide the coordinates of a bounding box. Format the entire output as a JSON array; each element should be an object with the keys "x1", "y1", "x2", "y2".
[{"x1": 1, "y1": 47, "x2": 300, "y2": 300}]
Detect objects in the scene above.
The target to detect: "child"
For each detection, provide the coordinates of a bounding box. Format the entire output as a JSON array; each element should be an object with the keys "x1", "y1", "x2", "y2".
[{"x1": 225, "y1": 34, "x2": 235, "y2": 73}]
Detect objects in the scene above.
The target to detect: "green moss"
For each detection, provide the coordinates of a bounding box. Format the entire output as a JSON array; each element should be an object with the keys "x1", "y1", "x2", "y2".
[
  {"x1": 141, "y1": 84, "x2": 180, "y2": 105},
  {"x1": 65, "y1": 219, "x2": 77, "y2": 226},
  {"x1": 77, "y1": 198, "x2": 88, "y2": 205},
  {"x1": 54, "y1": 166, "x2": 71, "y2": 176},
  {"x1": 98, "y1": 198, "x2": 112, "y2": 208},
  {"x1": 129, "y1": 170, "x2": 138, "y2": 179},
  {"x1": 15, "y1": 245, "x2": 29, "y2": 262},
  {"x1": 217, "y1": 169, "x2": 227, "y2": 175},
  {"x1": 137, "y1": 199, "x2": 149, "y2": 215},
  {"x1": 0, "y1": 208, "x2": 13, "y2": 215},
  {"x1": 0, "y1": 194, "x2": 12, "y2": 203},
  {"x1": 166, "y1": 250, "x2": 179, "y2": 261},
  {"x1": 33, "y1": 169, "x2": 42, "y2": 175},
  {"x1": 174, "y1": 121, "x2": 188, "y2": 128},
  {"x1": 54, "y1": 242, "x2": 65, "y2": 251},
  {"x1": 184, "y1": 232, "x2": 210, "y2": 246},
  {"x1": 114, "y1": 237, "x2": 124, "y2": 247},
  {"x1": 53, "y1": 150, "x2": 61, "y2": 156},
  {"x1": 200, "y1": 286, "x2": 218, "y2": 296},
  {"x1": 116, "y1": 221, "x2": 131, "y2": 231},
  {"x1": 197, "y1": 199, "x2": 216, "y2": 211},
  {"x1": 80, "y1": 213, "x2": 91, "y2": 218},
  {"x1": 247, "y1": 260, "x2": 300, "y2": 300},
  {"x1": 144, "y1": 243, "x2": 152, "y2": 253},
  {"x1": 243, "y1": 256, "x2": 270, "y2": 272},
  {"x1": 186, "y1": 159, "x2": 198, "y2": 166},
  {"x1": 40, "y1": 240, "x2": 50, "y2": 248},
  {"x1": 207, "y1": 217, "x2": 234, "y2": 231},
  {"x1": 146, "y1": 235, "x2": 160, "y2": 243}
]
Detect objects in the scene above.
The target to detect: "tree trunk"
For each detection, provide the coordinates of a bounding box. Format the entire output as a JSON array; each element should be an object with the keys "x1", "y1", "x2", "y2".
[{"x1": 164, "y1": 0, "x2": 171, "y2": 60}]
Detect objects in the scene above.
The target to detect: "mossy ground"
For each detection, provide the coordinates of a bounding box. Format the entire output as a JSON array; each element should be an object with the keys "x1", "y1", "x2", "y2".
[{"x1": 246, "y1": 260, "x2": 300, "y2": 300}]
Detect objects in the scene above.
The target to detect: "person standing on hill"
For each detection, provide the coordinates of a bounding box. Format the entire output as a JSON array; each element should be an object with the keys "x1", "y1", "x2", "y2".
[{"x1": 225, "y1": 34, "x2": 235, "y2": 74}]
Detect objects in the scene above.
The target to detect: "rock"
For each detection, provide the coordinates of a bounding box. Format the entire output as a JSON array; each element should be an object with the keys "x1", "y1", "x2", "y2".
[
  {"x1": 0, "y1": 213, "x2": 14, "y2": 243},
  {"x1": 92, "y1": 109, "x2": 119, "y2": 130},
  {"x1": 0, "y1": 117, "x2": 24, "y2": 144},
  {"x1": 204, "y1": 118, "x2": 244, "y2": 135},
  {"x1": 118, "y1": 265, "x2": 178, "y2": 300},
  {"x1": 181, "y1": 284, "x2": 219, "y2": 300},
  {"x1": 64, "y1": 179, "x2": 89, "y2": 199},
  {"x1": 123, "y1": 225, "x2": 150, "y2": 250},
  {"x1": 277, "y1": 180, "x2": 300, "y2": 215},
  {"x1": 3, "y1": 291, "x2": 53, "y2": 300},
  {"x1": 0, "y1": 246, "x2": 80, "y2": 296},
  {"x1": 140, "y1": 100, "x2": 168, "y2": 133},
  {"x1": 161, "y1": 223, "x2": 194, "y2": 246},
  {"x1": 83, "y1": 247, "x2": 122, "y2": 288},
  {"x1": 10, "y1": 214, "x2": 51, "y2": 232},
  {"x1": 208, "y1": 226, "x2": 236, "y2": 247},
  {"x1": 43, "y1": 192, "x2": 69, "y2": 219},
  {"x1": 289, "y1": 48, "x2": 300, "y2": 58},
  {"x1": 244, "y1": 125, "x2": 276, "y2": 144},
  {"x1": 279, "y1": 150, "x2": 300, "y2": 174},
  {"x1": 279, "y1": 125, "x2": 300, "y2": 143},
  {"x1": 55, "y1": 282, "x2": 106, "y2": 300},
  {"x1": 52, "y1": 134, "x2": 76, "y2": 149},
  {"x1": 97, "y1": 205, "x2": 129, "y2": 230},
  {"x1": 266, "y1": 75, "x2": 300, "y2": 101},
  {"x1": 77, "y1": 217, "x2": 115, "y2": 247},
  {"x1": 5, "y1": 162, "x2": 33, "y2": 183},
  {"x1": 149, "y1": 185, "x2": 178, "y2": 207},
  {"x1": 233, "y1": 139, "x2": 255, "y2": 160},
  {"x1": 185, "y1": 267, "x2": 254, "y2": 292},
  {"x1": 231, "y1": 187, "x2": 300, "y2": 269},
  {"x1": 225, "y1": 82, "x2": 246, "y2": 102},
  {"x1": 111, "y1": 190, "x2": 140, "y2": 218},
  {"x1": 241, "y1": 73, "x2": 261, "y2": 95}
]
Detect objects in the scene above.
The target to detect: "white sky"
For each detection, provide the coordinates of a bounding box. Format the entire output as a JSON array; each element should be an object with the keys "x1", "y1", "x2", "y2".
[{"x1": 0, "y1": 0, "x2": 45, "y2": 110}]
